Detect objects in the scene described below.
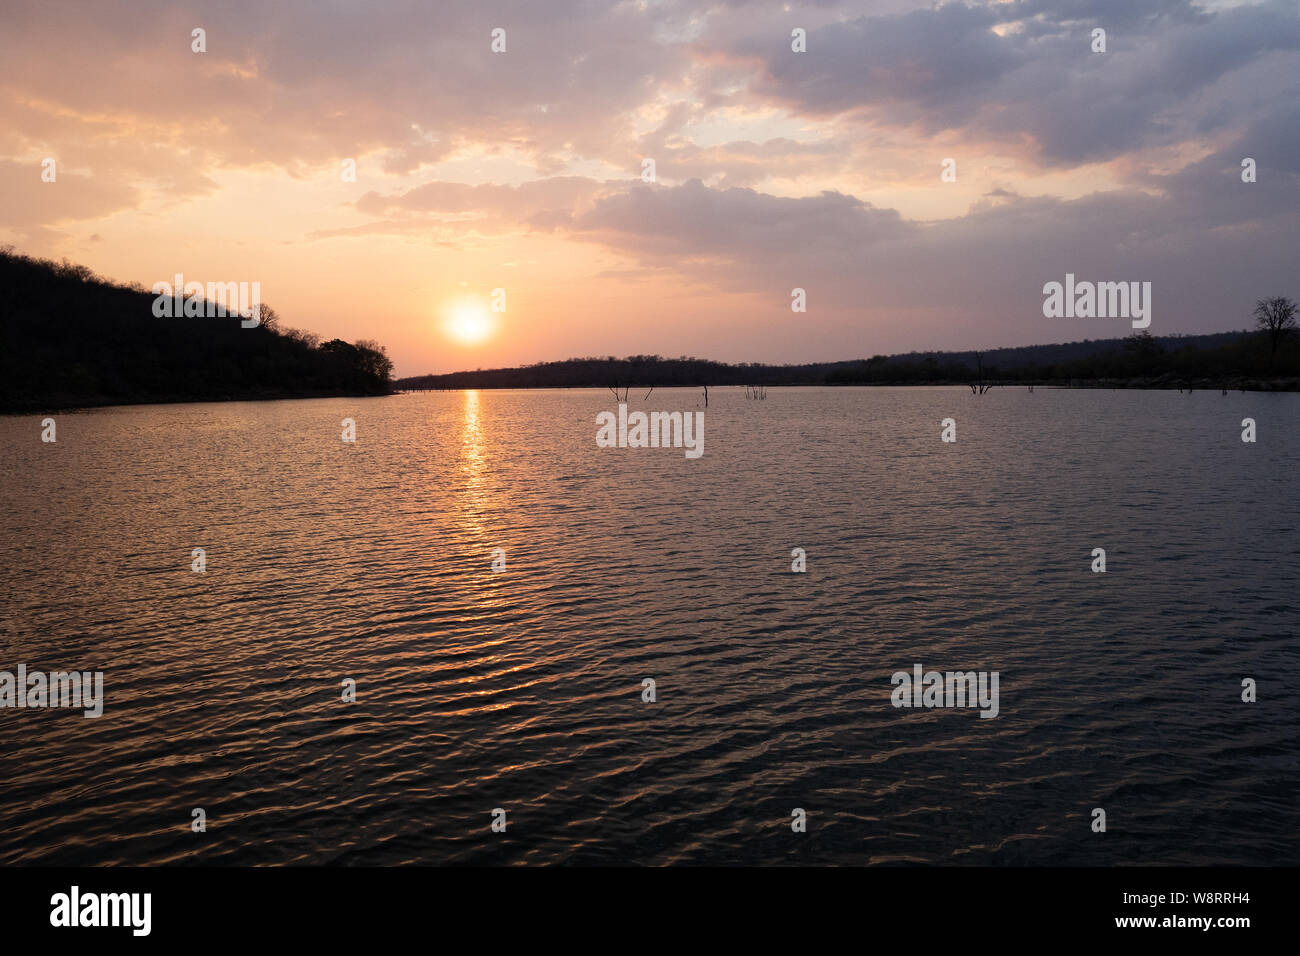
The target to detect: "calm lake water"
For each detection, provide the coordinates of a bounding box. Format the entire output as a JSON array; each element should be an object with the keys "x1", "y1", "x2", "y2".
[{"x1": 2, "y1": 387, "x2": 1297, "y2": 865}]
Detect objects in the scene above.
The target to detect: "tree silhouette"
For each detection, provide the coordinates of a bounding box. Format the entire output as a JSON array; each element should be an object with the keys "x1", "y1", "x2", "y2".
[
  {"x1": 1254, "y1": 296, "x2": 1297, "y2": 355},
  {"x1": 0, "y1": 247, "x2": 393, "y2": 411}
]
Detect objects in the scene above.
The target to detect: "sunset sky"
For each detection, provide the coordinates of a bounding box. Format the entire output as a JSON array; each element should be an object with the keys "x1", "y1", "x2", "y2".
[{"x1": 2, "y1": 0, "x2": 1297, "y2": 376}]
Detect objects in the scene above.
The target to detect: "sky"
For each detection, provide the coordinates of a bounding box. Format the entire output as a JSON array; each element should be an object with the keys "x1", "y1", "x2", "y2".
[{"x1": 1, "y1": 0, "x2": 1297, "y2": 376}]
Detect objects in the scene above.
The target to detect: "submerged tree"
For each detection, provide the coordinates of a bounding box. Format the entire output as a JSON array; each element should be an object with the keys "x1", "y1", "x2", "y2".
[{"x1": 969, "y1": 352, "x2": 996, "y2": 394}]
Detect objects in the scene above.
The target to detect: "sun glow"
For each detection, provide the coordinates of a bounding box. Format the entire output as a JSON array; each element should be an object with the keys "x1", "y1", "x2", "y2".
[{"x1": 443, "y1": 299, "x2": 494, "y2": 345}]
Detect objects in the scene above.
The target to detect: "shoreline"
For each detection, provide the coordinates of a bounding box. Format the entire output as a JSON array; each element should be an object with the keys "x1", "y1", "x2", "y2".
[
  {"x1": 1, "y1": 387, "x2": 394, "y2": 416},
  {"x1": 397, "y1": 377, "x2": 1300, "y2": 393},
  {"x1": 10, "y1": 378, "x2": 1299, "y2": 415}
]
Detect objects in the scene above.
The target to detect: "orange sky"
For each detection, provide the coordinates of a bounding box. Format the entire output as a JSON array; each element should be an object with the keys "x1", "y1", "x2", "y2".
[{"x1": 2, "y1": 0, "x2": 1297, "y2": 376}]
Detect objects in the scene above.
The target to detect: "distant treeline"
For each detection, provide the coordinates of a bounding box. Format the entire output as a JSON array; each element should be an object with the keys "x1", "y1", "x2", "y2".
[
  {"x1": 399, "y1": 329, "x2": 1300, "y2": 392},
  {"x1": 0, "y1": 248, "x2": 393, "y2": 412},
  {"x1": 826, "y1": 330, "x2": 1299, "y2": 388}
]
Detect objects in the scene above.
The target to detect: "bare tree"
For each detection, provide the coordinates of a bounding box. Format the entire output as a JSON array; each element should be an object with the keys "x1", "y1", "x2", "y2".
[
  {"x1": 1254, "y1": 296, "x2": 1298, "y2": 354},
  {"x1": 969, "y1": 352, "x2": 996, "y2": 394},
  {"x1": 253, "y1": 303, "x2": 282, "y2": 332}
]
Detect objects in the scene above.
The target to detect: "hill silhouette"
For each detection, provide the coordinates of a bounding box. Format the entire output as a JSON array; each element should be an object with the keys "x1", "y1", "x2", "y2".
[
  {"x1": 398, "y1": 330, "x2": 1299, "y2": 393},
  {"x1": 0, "y1": 248, "x2": 392, "y2": 412}
]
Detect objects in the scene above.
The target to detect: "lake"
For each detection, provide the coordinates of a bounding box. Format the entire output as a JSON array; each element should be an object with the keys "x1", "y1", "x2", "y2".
[{"x1": 1, "y1": 387, "x2": 1297, "y2": 865}]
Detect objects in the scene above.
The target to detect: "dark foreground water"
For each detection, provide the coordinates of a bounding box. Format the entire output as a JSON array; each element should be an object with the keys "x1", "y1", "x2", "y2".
[{"x1": 1, "y1": 387, "x2": 1297, "y2": 865}]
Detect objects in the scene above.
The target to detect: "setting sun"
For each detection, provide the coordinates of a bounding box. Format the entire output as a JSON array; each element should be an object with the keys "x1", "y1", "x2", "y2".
[{"x1": 443, "y1": 300, "x2": 494, "y2": 345}]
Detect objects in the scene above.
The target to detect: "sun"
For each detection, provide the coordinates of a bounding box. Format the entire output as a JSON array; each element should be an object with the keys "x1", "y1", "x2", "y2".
[{"x1": 443, "y1": 299, "x2": 494, "y2": 345}]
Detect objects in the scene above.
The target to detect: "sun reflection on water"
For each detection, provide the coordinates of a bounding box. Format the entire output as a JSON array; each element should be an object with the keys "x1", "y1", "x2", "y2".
[{"x1": 458, "y1": 389, "x2": 489, "y2": 537}]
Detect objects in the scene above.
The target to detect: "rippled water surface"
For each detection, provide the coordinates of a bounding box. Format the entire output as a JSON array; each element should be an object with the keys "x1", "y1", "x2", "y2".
[{"x1": 2, "y1": 387, "x2": 1297, "y2": 865}]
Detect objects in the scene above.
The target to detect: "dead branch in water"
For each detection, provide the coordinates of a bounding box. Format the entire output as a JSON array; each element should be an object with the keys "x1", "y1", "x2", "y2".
[{"x1": 969, "y1": 352, "x2": 997, "y2": 395}]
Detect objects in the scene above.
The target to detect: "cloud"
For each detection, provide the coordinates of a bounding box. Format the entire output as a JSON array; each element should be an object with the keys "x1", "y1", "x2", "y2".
[
  {"x1": 733, "y1": 0, "x2": 1300, "y2": 166},
  {"x1": 0, "y1": 0, "x2": 698, "y2": 177},
  {"x1": 536, "y1": 123, "x2": 1300, "y2": 347},
  {"x1": 569, "y1": 179, "x2": 910, "y2": 261},
  {"x1": 0, "y1": 160, "x2": 141, "y2": 227},
  {"x1": 353, "y1": 177, "x2": 605, "y2": 221},
  {"x1": 1, "y1": 0, "x2": 1296, "y2": 362}
]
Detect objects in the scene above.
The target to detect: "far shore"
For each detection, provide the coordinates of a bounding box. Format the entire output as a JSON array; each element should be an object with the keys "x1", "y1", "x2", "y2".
[
  {"x1": 398, "y1": 377, "x2": 1300, "y2": 393},
  {"x1": 394, "y1": 331, "x2": 1300, "y2": 396},
  {"x1": 10, "y1": 374, "x2": 1299, "y2": 416}
]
